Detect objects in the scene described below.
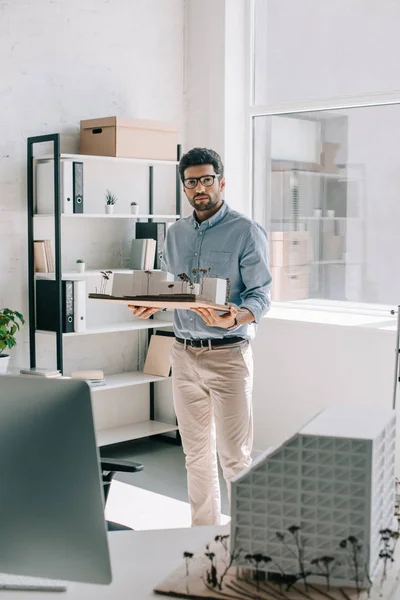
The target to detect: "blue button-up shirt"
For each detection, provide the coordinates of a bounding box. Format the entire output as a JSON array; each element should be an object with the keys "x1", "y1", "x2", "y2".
[{"x1": 161, "y1": 202, "x2": 271, "y2": 340}]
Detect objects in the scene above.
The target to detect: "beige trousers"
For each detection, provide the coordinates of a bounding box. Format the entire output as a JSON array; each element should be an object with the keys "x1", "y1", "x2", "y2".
[{"x1": 169, "y1": 340, "x2": 254, "y2": 526}]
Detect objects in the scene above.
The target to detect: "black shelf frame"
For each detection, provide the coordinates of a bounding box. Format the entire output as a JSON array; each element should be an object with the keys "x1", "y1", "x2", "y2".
[{"x1": 27, "y1": 134, "x2": 182, "y2": 445}]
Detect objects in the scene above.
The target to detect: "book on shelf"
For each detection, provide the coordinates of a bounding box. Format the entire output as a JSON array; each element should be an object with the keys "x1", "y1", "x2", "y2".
[
  {"x1": 19, "y1": 367, "x2": 61, "y2": 377},
  {"x1": 71, "y1": 369, "x2": 106, "y2": 387},
  {"x1": 130, "y1": 238, "x2": 157, "y2": 270},
  {"x1": 135, "y1": 222, "x2": 166, "y2": 269},
  {"x1": 33, "y1": 239, "x2": 54, "y2": 273}
]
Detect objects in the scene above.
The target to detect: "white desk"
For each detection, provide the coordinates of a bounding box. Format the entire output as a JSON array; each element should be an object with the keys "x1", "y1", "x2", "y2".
[{"x1": 0, "y1": 526, "x2": 222, "y2": 600}]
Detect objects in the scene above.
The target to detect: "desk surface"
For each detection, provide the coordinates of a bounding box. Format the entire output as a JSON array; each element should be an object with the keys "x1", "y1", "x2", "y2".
[{"x1": 0, "y1": 526, "x2": 222, "y2": 600}]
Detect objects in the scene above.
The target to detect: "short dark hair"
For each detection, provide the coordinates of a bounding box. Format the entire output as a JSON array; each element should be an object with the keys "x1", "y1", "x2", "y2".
[{"x1": 178, "y1": 147, "x2": 224, "y2": 181}]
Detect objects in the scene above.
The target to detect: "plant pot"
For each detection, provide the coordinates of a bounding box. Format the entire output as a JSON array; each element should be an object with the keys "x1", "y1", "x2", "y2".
[
  {"x1": 0, "y1": 354, "x2": 10, "y2": 374},
  {"x1": 105, "y1": 205, "x2": 114, "y2": 214},
  {"x1": 130, "y1": 205, "x2": 139, "y2": 215},
  {"x1": 77, "y1": 263, "x2": 85, "y2": 273}
]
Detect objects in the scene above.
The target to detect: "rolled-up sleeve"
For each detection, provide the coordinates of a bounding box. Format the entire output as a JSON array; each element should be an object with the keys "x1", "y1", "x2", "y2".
[{"x1": 239, "y1": 223, "x2": 272, "y2": 323}]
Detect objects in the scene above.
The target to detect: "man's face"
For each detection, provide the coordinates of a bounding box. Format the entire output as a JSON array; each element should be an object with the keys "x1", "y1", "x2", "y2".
[{"x1": 183, "y1": 164, "x2": 225, "y2": 212}]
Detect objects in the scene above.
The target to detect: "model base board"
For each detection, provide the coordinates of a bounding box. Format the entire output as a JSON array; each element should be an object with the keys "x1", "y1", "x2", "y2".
[
  {"x1": 154, "y1": 538, "x2": 400, "y2": 600},
  {"x1": 88, "y1": 293, "x2": 229, "y2": 312}
]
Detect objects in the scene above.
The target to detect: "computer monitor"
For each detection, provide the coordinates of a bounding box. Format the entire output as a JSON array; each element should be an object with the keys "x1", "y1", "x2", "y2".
[{"x1": 0, "y1": 376, "x2": 112, "y2": 585}]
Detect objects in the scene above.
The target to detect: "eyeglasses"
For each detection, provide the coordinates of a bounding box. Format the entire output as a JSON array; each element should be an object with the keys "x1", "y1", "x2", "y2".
[{"x1": 183, "y1": 175, "x2": 220, "y2": 189}]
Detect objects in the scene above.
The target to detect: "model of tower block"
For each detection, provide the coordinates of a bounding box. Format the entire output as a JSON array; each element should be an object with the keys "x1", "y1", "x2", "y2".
[{"x1": 231, "y1": 406, "x2": 396, "y2": 589}]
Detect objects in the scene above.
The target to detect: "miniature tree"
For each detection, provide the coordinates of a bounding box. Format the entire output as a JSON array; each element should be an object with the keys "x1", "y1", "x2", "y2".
[
  {"x1": 225, "y1": 277, "x2": 231, "y2": 303},
  {"x1": 339, "y1": 536, "x2": 365, "y2": 594},
  {"x1": 144, "y1": 270, "x2": 153, "y2": 295},
  {"x1": 244, "y1": 553, "x2": 271, "y2": 593},
  {"x1": 379, "y1": 528, "x2": 400, "y2": 585},
  {"x1": 183, "y1": 551, "x2": 193, "y2": 594},
  {"x1": 100, "y1": 270, "x2": 113, "y2": 294},
  {"x1": 276, "y1": 526, "x2": 311, "y2": 590},
  {"x1": 178, "y1": 272, "x2": 192, "y2": 294},
  {"x1": 204, "y1": 546, "x2": 218, "y2": 588},
  {"x1": 310, "y1": 556, "x2": 335, "y2": 591}
]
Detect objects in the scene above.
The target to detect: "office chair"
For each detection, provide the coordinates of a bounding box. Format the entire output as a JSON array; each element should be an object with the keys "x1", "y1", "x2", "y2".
[{"x1": 100, "y1": 456, "x2": 143, "y2": 532}]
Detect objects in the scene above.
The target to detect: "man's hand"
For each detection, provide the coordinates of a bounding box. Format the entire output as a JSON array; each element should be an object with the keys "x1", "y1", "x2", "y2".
[
  {"x1": 190, "y1": 305, "x2": 238, "y2": 329},
  {"x1": 128, "y1": 306, "x2": 162, "y2": 319}
]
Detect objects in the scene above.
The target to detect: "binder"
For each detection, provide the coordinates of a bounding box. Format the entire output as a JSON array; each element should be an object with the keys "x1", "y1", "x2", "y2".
[
  {"x1": 73, "y1": 162, "x2": 84, "y2": 213},
  {"x1": 36, "y1": 280, "x2": 74, "y2": 333},
  {"x1": 135, "y1": 222, "x2": 166, "y2": 269},
  {"x1": 36, "y1": 160, "x2": 75, "y2": 214},
  {"x1": 73, "y1": 280, "x2": 86, "y2": 332}
]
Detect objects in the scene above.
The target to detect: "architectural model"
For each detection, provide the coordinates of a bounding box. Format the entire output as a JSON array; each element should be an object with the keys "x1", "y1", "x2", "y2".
[
  {"x1": 154, "y1": 406, "x2": 399, "y2": 600},
  {"x1": 88, "y1": 269, "x2": 230, "y2": 311}
]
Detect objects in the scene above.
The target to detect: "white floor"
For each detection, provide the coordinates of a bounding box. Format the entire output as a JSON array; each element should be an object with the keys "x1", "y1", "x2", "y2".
[{"x1": 105, "y1": 480, "x2": 230, "y2": 530}]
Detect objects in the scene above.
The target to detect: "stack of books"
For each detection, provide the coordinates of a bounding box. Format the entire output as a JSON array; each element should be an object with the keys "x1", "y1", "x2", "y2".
[
  {"x1": 33, "y1": 240, "x2": 55, "y2": 273},
  {"x1": 71, "y1": 370, "x2": 106, "y2": 388},
  {"x1": 20, "y1": 368, "x2": 61, "y2": 378}
]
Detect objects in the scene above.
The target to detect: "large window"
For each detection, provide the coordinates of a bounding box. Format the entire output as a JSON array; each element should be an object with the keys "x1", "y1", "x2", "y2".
[
  {"x1": 251, "y1": 0, "x2": 400, "y2": 306},
  {"x1": 253, "y1": 105, "x2": 400, "y2": 305}
]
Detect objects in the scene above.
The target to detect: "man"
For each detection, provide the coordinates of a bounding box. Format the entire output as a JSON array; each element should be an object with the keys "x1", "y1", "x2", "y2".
[{"x1": 130, "y1": 147, "x2": 271, "y2": 526}]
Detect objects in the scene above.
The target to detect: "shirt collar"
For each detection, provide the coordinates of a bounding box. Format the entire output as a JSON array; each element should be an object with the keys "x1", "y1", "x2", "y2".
[{"x1": 190, "y1": 201, "x2": 228, "y2": 229}]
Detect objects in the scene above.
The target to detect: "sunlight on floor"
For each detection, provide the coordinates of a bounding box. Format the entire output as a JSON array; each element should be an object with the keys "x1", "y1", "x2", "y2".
[{"x1": 105, "y1": 480, "x2": 230, "y2": 530}]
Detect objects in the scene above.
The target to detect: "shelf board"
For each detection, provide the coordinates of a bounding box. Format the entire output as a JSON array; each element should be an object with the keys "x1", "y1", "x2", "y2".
[
  {"x1": 96, "y1": 421, "x2": 179, "y2": 447},
  {"x1": 35, "y1": 153, "x2": 179, "y2": 167},
  {"x1": 36, "y1": 320, "x2": 173, "y2": 337},
  {"x1": 90, "y1": 371, "x2": 170, "y2": 392},
  {"x1": 34, "y1": 213, "x2": 180, "y2": 220},
  {"x1": 35, "y1": 269, "x2": 160, "y2": 280}
]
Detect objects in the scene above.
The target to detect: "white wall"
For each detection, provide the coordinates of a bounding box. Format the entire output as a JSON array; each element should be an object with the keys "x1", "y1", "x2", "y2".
[{"x1": 0, "y1": 0, "x2": 185, "y2": 368}]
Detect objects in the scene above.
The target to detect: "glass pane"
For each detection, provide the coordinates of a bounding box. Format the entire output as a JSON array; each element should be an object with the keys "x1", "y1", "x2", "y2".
[
  {"x1": 253, "y1": 104, "x2": 400, "y2": 305},
  {"x1": 254, "y1": 0, "x2": 400, "y2": 105}
]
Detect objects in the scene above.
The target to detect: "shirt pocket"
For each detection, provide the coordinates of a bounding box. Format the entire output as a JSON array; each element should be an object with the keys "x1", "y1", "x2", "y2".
[{"x1": 201, "y1": 251, "x2": 231, "y2": 277}]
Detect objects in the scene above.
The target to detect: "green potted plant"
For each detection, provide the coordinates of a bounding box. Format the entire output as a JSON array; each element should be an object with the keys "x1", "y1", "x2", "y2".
[
  {"x1": 0, "y1": 308, "x2": 25, "y2": 374},
  {"x1": 76, "y1": 258, "x2": 85, "y2": 273},
  {"x1": 105, "y1": 189, "x2": 117, "y2": 214},
  {"x1": 130, "y1": 201, "x2": 139, "y2": 215}
]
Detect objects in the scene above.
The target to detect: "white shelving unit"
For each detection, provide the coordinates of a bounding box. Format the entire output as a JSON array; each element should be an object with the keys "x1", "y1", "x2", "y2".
[
  {"x1": 96, "y1": 421, "x2": 179, "y2": 447},
  {"x1": 36, "y1": 319, "x2": 174, "y2": 337},
  {"x1": 36, "y1": 153, "x2": 179, "y2": 167},
  {"x1": 28, "y1": 135, "x2": 181, "y2": 447},
  {"x1": 34, "y1": 213, "x2": 180, "y2": 220}
]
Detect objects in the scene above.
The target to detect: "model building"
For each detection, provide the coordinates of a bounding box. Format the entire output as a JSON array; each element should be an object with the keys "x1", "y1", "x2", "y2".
[
  {"x1": 231, "y1": 406, "x2": 396, "y2": 589},
  {"x1": 111, "y1": 270, "x2": 227, "y2": 305}
]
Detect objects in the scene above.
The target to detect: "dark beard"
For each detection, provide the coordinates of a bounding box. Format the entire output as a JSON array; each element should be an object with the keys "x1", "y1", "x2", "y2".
[{"x1": 190, "y1": 195, "x2": 220, "y2": 212}]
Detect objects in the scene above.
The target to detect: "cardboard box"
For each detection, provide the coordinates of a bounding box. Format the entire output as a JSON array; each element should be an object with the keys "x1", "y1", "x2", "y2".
[
  {"x1": 270, "y1": 265, "x2": 310, "y2": 301},
  {"x1": 320, "y1": 142, "x2": 340, "y2": 174},
  {"x1": 269, "y1": 231, "x2": 311, "y2": 267},
  {"x1": 80, "y1": 117, "x2": 178, "y2": 160}
]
